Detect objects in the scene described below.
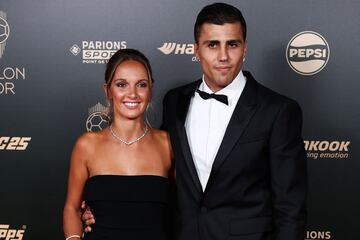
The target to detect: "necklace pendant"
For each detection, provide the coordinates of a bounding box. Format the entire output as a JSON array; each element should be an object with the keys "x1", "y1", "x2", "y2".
[{"x1": 110, "y1": 124, "x2": 149, "y2": 145}]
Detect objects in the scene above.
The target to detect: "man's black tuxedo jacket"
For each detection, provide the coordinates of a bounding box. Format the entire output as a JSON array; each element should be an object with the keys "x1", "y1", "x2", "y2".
[{"x1": 162, "y1": 71, "x2": 307, "y2": 240}]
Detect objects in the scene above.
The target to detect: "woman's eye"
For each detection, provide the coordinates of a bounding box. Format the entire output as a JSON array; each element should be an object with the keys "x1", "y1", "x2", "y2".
[
  {"x1": 137, "y1": 82, "x2": 148, "y2": 88},
  {"x1": 116, "y1": 82, "x2": 126, "y2": 88}
]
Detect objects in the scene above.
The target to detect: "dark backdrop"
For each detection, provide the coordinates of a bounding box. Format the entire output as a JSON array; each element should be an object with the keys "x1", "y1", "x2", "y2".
[{"x1": 0, "y1": 1, "x2": 359, "y2": 239}]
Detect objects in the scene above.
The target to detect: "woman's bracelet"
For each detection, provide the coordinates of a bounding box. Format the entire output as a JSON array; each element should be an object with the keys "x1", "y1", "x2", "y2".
[{"x1": 65, "y1": 234, "x2": 81, "y2": 240}]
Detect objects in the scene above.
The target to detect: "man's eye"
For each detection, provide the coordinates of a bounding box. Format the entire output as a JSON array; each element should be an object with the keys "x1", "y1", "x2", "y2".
[
  {"x1": 208, "y1": 43, "x2": 217, "y2": 48},
  {"x1": 229, "y1": 43, "x2": 239, "y2": 48}
]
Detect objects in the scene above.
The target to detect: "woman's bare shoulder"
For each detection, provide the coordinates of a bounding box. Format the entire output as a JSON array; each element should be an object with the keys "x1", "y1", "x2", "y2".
[
  {"x1": 73, "y1": 129, "x2": 107, "y2": 154},
  {"x1": 151, "y1": 128, "x2": 170, "y2": 143},
  {"x1": 151, "y1": 128, "x2": 173, "y2": 160}
]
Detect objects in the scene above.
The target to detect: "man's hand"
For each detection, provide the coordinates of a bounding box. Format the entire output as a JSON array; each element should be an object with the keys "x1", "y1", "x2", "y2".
[{"x1": 81, "y1": 201, "x2": 95, "y2": 233}]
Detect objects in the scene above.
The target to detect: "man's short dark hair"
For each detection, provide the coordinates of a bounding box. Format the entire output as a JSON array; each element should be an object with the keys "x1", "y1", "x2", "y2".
[{"x1": 194, "y1": 2, "x2": 247, "y2": 43}]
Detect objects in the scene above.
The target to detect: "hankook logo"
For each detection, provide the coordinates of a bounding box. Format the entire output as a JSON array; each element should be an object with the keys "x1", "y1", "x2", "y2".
[
  {"x1": 158, "y1": 42, "x2": 199, "y2": 61},
  {"x1": 0, "y1": 10, "x2": 10, "y2": 58},
  {"x1": 286, "y1": 31, "x2": 329, "y2": 75},
  {"x1": 304, "y1": 140, "x2": 350, "y2": 160}
]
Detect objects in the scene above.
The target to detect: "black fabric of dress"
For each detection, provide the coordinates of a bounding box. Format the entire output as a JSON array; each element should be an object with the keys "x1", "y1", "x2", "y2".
[{"x1": 83, "y1": 175, "x2": 170, "y2": 240}]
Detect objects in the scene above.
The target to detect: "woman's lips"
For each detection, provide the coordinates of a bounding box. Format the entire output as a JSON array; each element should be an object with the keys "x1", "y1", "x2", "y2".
[{"x1": 123, "y1": 102, "x2": 140, "y2": 109}]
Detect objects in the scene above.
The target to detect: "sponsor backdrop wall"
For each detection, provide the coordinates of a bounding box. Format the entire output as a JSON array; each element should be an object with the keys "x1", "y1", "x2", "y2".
[{"x1": 0, "y1": 0, "x2": 359, "y2": 239}]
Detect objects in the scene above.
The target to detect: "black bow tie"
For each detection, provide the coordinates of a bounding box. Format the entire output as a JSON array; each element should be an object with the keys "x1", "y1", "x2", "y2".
[{"x1": 196, "y1": 89, "x2": 228, "y2": 105}]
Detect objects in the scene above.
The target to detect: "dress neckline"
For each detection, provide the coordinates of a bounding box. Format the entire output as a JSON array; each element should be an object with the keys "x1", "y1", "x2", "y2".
[{"x1": 88, "y1": 174, "x2": 169, "y2": 181}]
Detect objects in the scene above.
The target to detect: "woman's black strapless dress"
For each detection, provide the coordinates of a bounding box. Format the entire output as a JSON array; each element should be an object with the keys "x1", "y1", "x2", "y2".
[{"x1": 83, "y1": 175, "x2": 170, "y2": 240}]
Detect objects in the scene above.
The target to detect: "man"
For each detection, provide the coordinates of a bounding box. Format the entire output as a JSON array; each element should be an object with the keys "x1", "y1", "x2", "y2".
[{"x1": 84, "y1": 3, "x2": 307, "y2": 240}]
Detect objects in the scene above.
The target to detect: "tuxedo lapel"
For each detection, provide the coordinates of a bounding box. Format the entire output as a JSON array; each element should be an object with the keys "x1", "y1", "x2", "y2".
[
  {"x1": 175, "y1": 80, "x2": 203, "y2": 193},
  {"x1": 205, "y1": 71, "x2": 259, "y2": 192}
]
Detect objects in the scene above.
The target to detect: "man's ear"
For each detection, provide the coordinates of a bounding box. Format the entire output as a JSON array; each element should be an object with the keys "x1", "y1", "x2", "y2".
[
  {"x1": 243, "y1": 40, "x2": 248, "y2": 60},
  {"x1": 194, "y1": 43, "x2": 200, "y2": 60}
]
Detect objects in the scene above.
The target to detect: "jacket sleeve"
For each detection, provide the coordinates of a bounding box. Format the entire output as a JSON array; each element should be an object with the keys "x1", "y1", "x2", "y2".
[{"x1": 269, "y1": 100, "x2": 307, "y2": 240}]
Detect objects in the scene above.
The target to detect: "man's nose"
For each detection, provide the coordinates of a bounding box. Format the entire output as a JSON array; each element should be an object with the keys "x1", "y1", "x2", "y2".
[{"x1": 218, "y1": 46, "x2": 229, "y2": 62}]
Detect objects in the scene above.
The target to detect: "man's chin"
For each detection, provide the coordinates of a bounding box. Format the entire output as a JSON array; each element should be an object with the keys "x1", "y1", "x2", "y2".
[{"x1": 216, "y1": 77, "x2": 234, "y2": 87}]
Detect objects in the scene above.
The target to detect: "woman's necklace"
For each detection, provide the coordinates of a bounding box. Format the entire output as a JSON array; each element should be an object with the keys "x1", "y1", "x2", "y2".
[{"x1": 109, "y1": 124, "x2": 149, "y2": 145}]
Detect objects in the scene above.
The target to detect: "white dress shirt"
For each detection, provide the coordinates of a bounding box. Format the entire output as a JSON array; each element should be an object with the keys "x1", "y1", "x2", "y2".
[{"x1": 185, "y1": 70, "x2": 246, "y2": 191}]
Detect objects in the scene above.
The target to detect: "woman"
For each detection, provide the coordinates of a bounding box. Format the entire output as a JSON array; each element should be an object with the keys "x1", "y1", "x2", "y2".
[{"x1": 63, "y1": 49, "x2": 173, "y2": 240}]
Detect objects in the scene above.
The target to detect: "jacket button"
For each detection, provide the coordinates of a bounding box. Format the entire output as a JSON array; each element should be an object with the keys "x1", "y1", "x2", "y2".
[{"x1": 200, "y1": 207, "x2": 207, "y2": 213}]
